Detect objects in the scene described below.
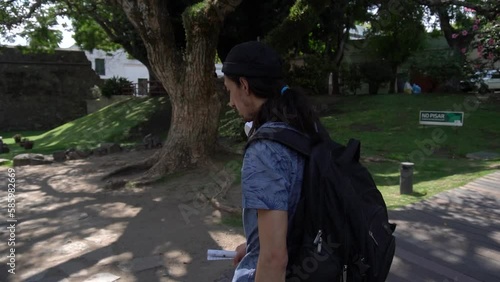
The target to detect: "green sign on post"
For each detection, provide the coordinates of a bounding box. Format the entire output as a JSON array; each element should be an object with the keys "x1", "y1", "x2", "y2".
[{"x1": 419, "y1": 111, "x2": 464, "y2": 126}]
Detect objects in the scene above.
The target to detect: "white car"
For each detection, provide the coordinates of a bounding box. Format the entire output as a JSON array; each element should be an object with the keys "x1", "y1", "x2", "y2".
[
  {"x1": 460, "y1": 70, "x2": 500, "y2": 93},
  {"x1": 480, "y1": 70, "x2": 500, "y2": 93}
]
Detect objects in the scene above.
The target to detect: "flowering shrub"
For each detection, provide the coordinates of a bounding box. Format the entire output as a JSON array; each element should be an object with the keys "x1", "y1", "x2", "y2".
[
  {"x1": 469, "y1": 19, "x2": 499, "y2": 63},
  {"x1": 453, "y1": 13, "x2": 499, "y2": 71}
]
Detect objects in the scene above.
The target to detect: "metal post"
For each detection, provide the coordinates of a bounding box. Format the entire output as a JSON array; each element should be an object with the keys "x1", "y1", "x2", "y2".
[
  {"x1": 328, "y1": 72, "x2": 333, "y2": 96},
  {"x1": 400, "y1": 162, "x2": 414, "y2": 195}
]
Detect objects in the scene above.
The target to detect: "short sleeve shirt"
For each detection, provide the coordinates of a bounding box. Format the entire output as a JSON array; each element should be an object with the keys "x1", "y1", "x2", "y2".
[{"x1": 232, "y1": 122, "x2": 305, "y2": 282}]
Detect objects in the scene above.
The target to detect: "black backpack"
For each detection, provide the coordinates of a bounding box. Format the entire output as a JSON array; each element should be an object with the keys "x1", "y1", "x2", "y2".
[{"x1": 247, "y1": 126, "x2": 396, "y2": 282}]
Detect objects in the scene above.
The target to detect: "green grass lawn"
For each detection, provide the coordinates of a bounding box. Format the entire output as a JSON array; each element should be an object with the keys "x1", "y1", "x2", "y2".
[
  {"x1": 1, "y1": 93, "x2": 499, "y2": 210},
  {"x1": 219, "y1": 93, "x2": 500, "y2": 227},
  {"x1": 321, "y1": 93, "x2": 500, "y2": 209},
  {"x1": 0, "y1": 97, "x2": 170, "y2": 166}
]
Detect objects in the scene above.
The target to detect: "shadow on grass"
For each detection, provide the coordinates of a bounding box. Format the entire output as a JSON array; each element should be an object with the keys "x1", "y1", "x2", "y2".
[
  {"x1": 360, "y1": 155, "x2": 500, "y2": 210},
  {"x1": 0, "y1": 97, "x2": 171, "y2": 167},
  {"x1": 36, "y1": 97, "x2": 171, "y2": 150}
]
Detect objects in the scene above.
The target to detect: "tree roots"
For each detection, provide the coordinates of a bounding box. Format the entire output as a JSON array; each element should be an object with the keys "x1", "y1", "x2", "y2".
[
  {"x1": 101, "y1": 152, "x2": 161, "y2": 190},
  {"x1": 202, "y1": 194, "x2": 240, "y2": 215}
]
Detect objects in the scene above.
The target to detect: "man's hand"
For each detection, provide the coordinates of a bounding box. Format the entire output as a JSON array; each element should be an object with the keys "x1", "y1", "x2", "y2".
[{"x1": 233, "y1": 242, "x2": 247, "y2": 266}]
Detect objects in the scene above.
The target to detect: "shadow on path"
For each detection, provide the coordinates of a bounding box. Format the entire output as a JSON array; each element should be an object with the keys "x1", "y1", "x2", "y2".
[
  {"x1": 0, "y1": 150, "x2": 244, "y2": 282},
  {"x1": 388, "y1": 171, "x2": 500, "y2": 282}
]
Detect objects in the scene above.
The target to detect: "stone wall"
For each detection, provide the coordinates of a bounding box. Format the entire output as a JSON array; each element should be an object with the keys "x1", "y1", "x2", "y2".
[{"x1": 0, "y1": 47, "x2": 101, "y2": 131}]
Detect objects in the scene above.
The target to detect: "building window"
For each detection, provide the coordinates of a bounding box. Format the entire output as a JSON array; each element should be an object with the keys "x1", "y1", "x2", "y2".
[{"x1": 95, "y1": 58, "x2": 105, "y2": 75}]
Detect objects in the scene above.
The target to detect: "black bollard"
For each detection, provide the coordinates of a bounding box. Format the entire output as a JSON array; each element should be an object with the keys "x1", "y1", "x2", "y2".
[{"x1": 400, "y1": 162, "x2": 414, "y2": 195}]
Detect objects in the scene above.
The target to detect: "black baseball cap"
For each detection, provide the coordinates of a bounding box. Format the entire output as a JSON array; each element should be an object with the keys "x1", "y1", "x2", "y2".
[{"x1": 222, "y1": 41, "x2": 283, "y2": 78}]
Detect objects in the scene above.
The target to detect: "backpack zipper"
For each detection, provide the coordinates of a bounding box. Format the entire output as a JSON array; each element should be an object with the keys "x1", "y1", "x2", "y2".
[
  {"x1": 369, "y1": 230, "x2": 379, "y2": 246},
  {"x1": 343, "y1": 265, "x2": 348, "y2": 282},
  {"x1": 313, "y1": 229, "x2": 323, "y2": 253},
  {"x1": 368, "y1": 206, "x2": 383, "y2": 246}
]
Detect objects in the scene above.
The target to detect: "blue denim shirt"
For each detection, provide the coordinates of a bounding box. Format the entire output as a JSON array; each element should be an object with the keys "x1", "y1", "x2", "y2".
[{"x1": 232, "y1": 122, "x2": 305, "y2": 282}]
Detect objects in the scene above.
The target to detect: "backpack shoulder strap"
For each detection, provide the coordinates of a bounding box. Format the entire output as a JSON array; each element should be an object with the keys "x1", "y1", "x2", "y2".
[
  {"x1": 245, "y1": 127, "x2": 312, "y2": 156},
  {"x1": 336, "y1": 138, "x2": 361, "y2": 164}
]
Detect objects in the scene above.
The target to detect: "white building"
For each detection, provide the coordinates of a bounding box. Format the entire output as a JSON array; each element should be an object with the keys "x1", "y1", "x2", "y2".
[
  {"x1": 71, "y1": 46, "x2": 224, "y2": 95},
  {"x1": 83, "y1": 48, "x2": 149, "y2": 83},
  {"x1": 66, "y1": 46, "x2": 150, "y2": 95}
]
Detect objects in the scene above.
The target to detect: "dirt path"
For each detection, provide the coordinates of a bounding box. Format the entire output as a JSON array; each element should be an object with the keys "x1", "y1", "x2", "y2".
[{"x1": 0, "y1": 149, "x2": 245, "y2": 282}]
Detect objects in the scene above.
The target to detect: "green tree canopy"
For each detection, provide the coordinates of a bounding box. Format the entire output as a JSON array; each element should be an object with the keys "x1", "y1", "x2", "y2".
[{"x1": 363, "y1": 0, "x2": 427, "y2": 93}]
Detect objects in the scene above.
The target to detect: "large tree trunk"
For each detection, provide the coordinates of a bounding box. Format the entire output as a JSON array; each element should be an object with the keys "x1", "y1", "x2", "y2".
[
  {"x1": 329, "y1": 20, "x2": 349, "y2": 95},
  {"x1": 147, "y1": 79, "x2": 221, "y2": 175},
  {"x1": 147, "y1": 30, "x2": 222, "y2": 175},
  {"x1": 389, "y1": 64, "x2": 398, "y2": 94},
  {"x1": 111, "y1": 0, "x2": 241, "y2": 178},
  {"x1": 331, "y1": 71, "x2": 340, "y2": 95}
]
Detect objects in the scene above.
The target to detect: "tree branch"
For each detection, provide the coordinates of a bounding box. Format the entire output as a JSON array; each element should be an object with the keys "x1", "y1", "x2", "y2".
[
  {"x1": 4, "y1": 0, "x2": 47, "y2": 29},
  {"x1": 415, "y1": 0, "x2": 500, "y2": 20},
  {"x1": 106, "y1": 0, "x2": 177, "y2": 52},
  {"x1": 64, "y1": 2, "x2": 132, "y2": 54},
  {"x1": 90, "y1": 13, "x2": 149, "y2": 63},
  {"x1": 264, "y1": 0, "x2": 331, "y2": 54},
  {"x1": 209, "y1": 0, "x2": 243, "y2": 22},
  {"x1": 432, "y1": 6, "x2": 476, "y2": 52},
  {"x1": 106, "y1": 0, "x2": 182, "y2": 90}
]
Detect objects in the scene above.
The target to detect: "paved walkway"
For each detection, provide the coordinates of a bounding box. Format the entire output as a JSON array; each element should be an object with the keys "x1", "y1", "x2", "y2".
[
  {"x1": 1, "y1": 160, "x2": 498, "y2": 282},
  {"x1": 388, "y1": 171, "x2": 500, "y2": 282}
]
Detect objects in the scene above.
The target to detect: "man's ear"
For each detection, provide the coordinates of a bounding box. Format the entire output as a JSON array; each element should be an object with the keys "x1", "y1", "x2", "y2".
[{"x1": 239, "y1": 77, "x2": 250, "y2": 95}]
